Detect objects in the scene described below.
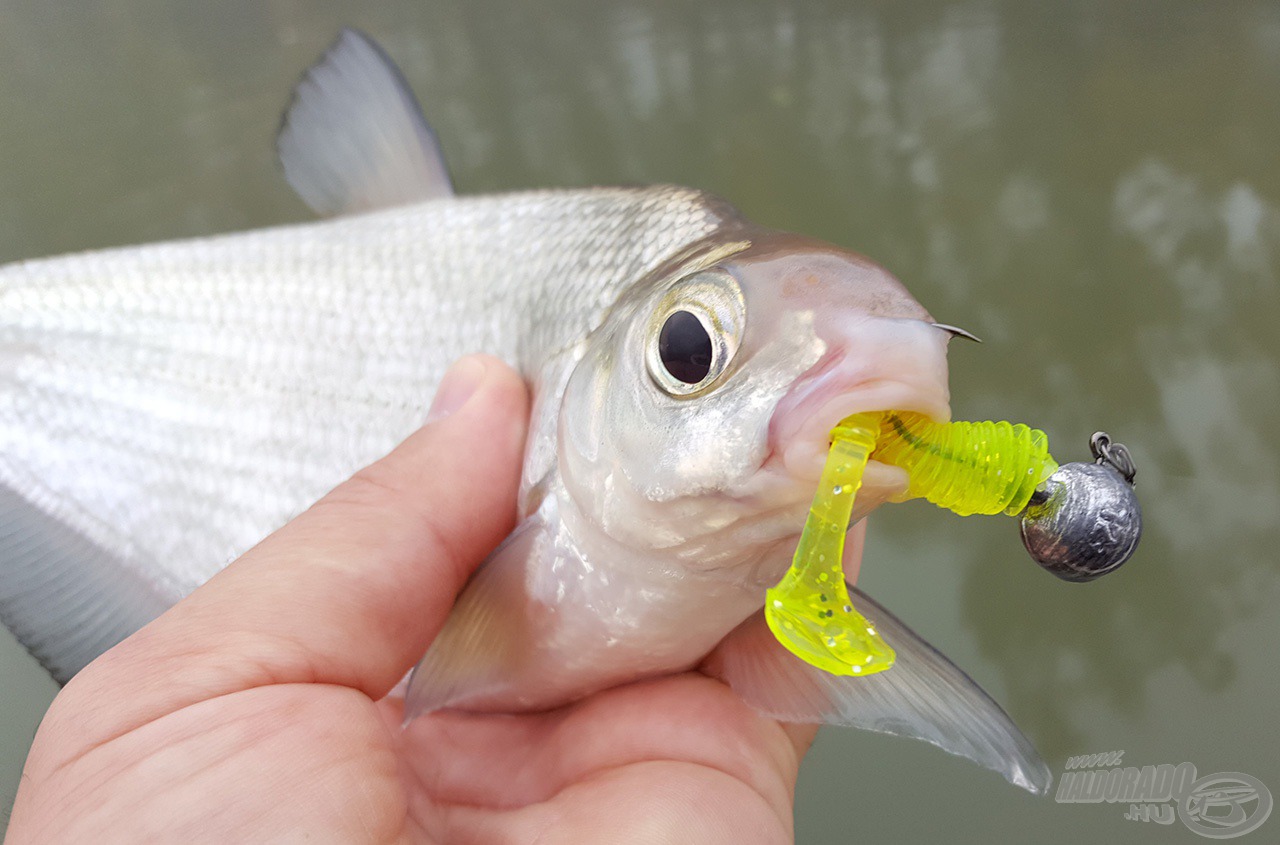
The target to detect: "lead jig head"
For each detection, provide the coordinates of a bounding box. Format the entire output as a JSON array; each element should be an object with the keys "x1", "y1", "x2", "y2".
[{"x1": 1019, "y1": 432, "x2": 1142, "y2": 582}]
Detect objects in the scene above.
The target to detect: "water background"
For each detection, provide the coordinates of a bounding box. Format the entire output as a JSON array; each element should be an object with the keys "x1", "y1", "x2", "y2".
[{"x1": 2, "y1": 2, "x2": 1278, "y2": 841}]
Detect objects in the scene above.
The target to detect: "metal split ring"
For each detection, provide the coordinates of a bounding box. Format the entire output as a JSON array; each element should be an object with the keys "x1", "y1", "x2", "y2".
[{"x1": 1090, "y1": 431, "x2": 1137, "y2": 486}]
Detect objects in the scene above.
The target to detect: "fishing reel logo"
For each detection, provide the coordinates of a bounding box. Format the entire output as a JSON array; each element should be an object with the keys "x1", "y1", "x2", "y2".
[{"x1": 1055, "y1": 752, "x2": 1272, "y2": 839}]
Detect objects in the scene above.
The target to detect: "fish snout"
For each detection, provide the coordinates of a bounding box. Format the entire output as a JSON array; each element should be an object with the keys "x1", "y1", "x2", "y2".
[{"x1": 770, "y1": 316, "x2": 952, "y2": 485}]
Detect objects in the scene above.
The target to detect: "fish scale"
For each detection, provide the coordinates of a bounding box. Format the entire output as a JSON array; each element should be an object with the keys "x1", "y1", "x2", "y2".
[{"x1": 1, "y1": 187, "x2": 728, "y2": 599}]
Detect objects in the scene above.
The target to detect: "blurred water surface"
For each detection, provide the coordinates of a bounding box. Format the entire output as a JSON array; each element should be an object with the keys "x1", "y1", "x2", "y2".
[{"x1": 2, "y1": 1, "x2": 1278, "y2": 841}]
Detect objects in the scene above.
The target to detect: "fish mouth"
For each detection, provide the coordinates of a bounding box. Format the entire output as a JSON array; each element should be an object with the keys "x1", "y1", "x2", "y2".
[
  {"x1": 676, "y1": 316, "x2": 951, "y2": 582},
  {"x1": 768, "y1": 322, "x2": 952, "y2": 498}
]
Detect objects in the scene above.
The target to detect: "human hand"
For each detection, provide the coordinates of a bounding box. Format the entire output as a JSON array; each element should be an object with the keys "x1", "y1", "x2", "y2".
[{"x1": 7, "y1": 355, "x2": 815, "y2": 844}]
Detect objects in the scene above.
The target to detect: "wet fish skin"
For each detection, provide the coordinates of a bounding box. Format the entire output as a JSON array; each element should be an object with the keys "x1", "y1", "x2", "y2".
[
  {"x1": 0, "y1": 29, "x2": 1051, "y2": 794},
  {"x1": 0, "y1": 184, "x2": 731, "y2": 676}
]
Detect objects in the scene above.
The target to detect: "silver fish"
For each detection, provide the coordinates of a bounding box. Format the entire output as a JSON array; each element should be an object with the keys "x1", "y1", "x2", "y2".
[{"x1": 0, "y1": 30, "x2": 1049, "y2": 793}]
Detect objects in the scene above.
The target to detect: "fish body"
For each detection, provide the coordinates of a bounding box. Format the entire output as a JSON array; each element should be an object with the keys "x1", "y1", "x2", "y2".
[
  {"x1": 2, "y1": 185, "x2": 728, "y2": 612},
  {"x1": 0, "y1": 30, "x2": 1050, "y2": 793}
]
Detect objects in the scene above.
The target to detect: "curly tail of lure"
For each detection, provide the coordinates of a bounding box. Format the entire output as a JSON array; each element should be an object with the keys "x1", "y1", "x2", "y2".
[
  {"x1": 766, "y1": 411, "x2": 1141, "y2": 676},
  {"x1": 765, "y1": 415, "x2": 894, "y2": 677}
]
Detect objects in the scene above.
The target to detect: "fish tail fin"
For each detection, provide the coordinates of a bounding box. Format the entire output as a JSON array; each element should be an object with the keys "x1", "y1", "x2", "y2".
[{"x1": 0, "y1": 466, "x2": 177, "y2": 683}]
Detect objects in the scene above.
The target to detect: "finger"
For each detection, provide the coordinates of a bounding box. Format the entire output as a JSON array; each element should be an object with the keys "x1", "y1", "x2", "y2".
[
  {"x1": 66, "y1": 355, "x2": 529, "y2": 725},
  {"x1": 779, "y1": 721, "x2": 819, "y2": 760},
  {"x1": 394, "y1": 673, "x2": 805, "y2": 816}
]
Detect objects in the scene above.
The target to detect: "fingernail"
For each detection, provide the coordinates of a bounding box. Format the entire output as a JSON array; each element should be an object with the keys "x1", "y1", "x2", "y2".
[{"x1": 427, "y1": 356, "x2": 487, "y2": 423}]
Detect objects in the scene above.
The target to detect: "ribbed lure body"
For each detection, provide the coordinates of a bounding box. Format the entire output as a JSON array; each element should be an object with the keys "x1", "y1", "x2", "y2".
[{"x1": 875, "y1": 413, "x2": 1058, "y2": 517}]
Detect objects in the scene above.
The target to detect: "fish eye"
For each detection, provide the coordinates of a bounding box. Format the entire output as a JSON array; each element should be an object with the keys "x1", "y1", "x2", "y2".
[
  {"x1": 645, "y1": 268, "x2": 745, "y2": 398},
  {"x1": 658, "y1": 310, "x2": 713, "y2": 384}
]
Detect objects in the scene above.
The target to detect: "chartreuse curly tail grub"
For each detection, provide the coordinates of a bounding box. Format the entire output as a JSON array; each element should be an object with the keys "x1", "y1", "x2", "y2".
[{"x1": 765, "y1": 411, "x2": 1059, "y2": 676}]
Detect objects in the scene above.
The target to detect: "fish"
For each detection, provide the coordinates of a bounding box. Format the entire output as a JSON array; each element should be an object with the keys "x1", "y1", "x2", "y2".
[{"x1": 0, "y1": 29, "x2": 1049, "y2": 793}]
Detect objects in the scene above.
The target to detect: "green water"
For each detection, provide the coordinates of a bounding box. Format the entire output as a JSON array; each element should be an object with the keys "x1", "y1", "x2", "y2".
[{"x1": 2, "y1": 2, "x2": 1278, "y2": 841}]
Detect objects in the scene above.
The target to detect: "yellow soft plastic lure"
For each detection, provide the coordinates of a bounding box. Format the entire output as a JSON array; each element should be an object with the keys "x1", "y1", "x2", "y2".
[{"x1": 765, "y1": 411, "x2": 1058, "y2": 676}]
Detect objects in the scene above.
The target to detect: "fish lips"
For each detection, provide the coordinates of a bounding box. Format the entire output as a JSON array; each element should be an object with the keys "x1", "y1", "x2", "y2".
[{"x1": 768, "y1": 318, "x2": 952, "y2": 490}]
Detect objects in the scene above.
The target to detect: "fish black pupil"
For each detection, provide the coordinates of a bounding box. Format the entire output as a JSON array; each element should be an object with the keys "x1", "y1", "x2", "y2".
[{"x1": 658, "y1": 310, "x2": 714, "y2": 385}]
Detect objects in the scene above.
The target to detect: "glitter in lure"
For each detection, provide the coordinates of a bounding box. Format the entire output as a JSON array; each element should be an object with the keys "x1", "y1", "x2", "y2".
[{"x1": 765, "y1": 411, "x2": 1059, "y2": 676}]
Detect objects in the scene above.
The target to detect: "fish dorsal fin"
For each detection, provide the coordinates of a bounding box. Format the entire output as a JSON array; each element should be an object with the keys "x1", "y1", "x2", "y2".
[
  {"x1": 704, "y1": 587, "x2": 1052, "y2": 794},
  {"x1": 277, "y1": 28, "x2": 454, "y2": 216}
]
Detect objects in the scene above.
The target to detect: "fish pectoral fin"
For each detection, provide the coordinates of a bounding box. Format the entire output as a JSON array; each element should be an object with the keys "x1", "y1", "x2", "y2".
[
  {"x1": 704, "y1": 587, "x2": 1052, "y2": 794},
  {"x1": 403, "y1": 515, "x2": 547, "y2": 721},
  {"x1": 0, "y1": 475, "x2": 178, "y2": 684},
  {"x1": 277, "y1": 28, "x2": 454, "y2": 217}
]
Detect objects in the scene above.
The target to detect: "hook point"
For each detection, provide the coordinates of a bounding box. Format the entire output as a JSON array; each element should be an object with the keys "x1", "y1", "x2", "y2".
[{"x1": 931, "y1": 323, "x2": 983, "y2": 343}]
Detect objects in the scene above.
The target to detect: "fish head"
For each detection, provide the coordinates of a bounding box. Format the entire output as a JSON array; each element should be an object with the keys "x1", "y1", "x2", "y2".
[{"x1": 559, "y1": 231, "x2": 953, "y2": 585}]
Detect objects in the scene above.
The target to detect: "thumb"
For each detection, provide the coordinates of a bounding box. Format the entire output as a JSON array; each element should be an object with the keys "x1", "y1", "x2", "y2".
[{"x1": 61, "y1": 355, "x2": 530, "y2": 733}]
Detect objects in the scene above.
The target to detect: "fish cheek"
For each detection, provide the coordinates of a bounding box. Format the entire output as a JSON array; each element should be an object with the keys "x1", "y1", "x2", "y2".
[
  {"x1": 557, "y1": 310, "x2": 723, "y2": 533},
  {"x1": 562, "y1": 346, "x2": 753, "y2": 506},
  {"x1": 558, "y1": 295, "x2": 819, "y2": 548}
]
